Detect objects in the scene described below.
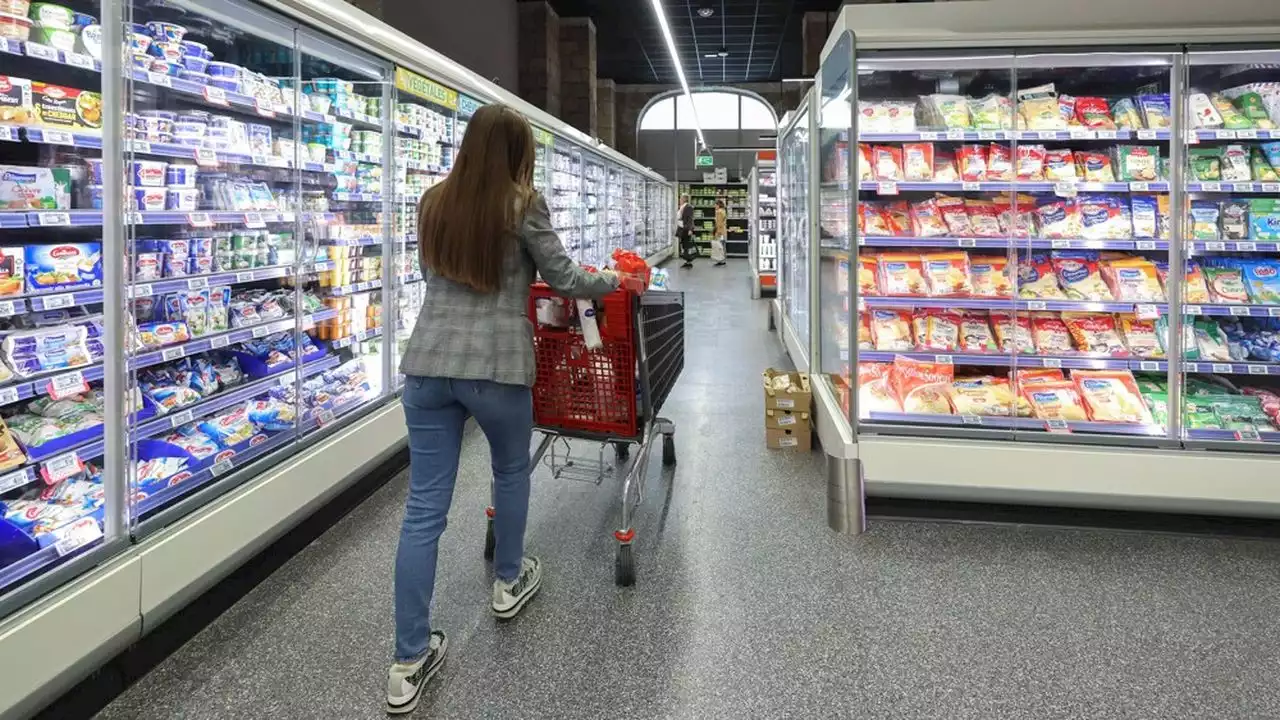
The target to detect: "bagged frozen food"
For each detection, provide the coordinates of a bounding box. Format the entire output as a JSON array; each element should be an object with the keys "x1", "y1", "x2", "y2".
[
  {"x1": 1016, "y1": 144, "x2": 1047, "y2": 181},
  {"x1": 1074, "y1": 97, "x2": 1116, "y2": 129},
  {"x1": 889, "y1": 356, "x2": 954, "y2": 414},
  {"x1": 1138, "y1": 94, "x2": 1171, "y2": 129},
  {"x1": 912, "y1": 309, "x2": 961, "y2": 351},
  {"x1": 1017, "y1": 253, "x2": 1067, "y2": 299},
  {"x1": 1031, "y1": 312, "x2": 1074, "y2": 355},
  {"x1": 1044, "y1": 149, "x2": 1077, "y2": 182},
  {"x1": 986, "y1": 143, "x2": 1013, "y2": 182},
  {"x1": 1188, "y1": 147, "x2": 1222, "y2": 181},
  {"x1": 1063, "y1": 312, "x2": 1128, "y2": 356},
  {"x1": 1075, "y1": 151, "x2": 1116, "y2": 183},
  {"x1": 1016, "y1": 83, "x2": 1064, "y2": 130},
  {"x1": 1250, "y1": 198, "x2": 1280, "y2": 240},
  {"x1": 1203, "y1": 260, "x2": 1250, "y2": 304},
  {"x1": 924, "y1": 94, "x2": 971, "y2": 129},
  {"x1": 1023, "y1": 380, "x2": 1089, "y2": 421},
  {"x1": 1078, "y1": 195, "x2": 1131, "y2": 241},
  {"x1": 1188, "y1": 200, "x2": 1221, "y2": 241},
  {"x1": 1052, "y1": 250, "x2": 1113, "y2": 301},
  {"x1": 933, "y1": 151, "x2": 959, "y2": 183},
  {"x1": 870, "y1": 309, "x2": 913, "y2": 351},
  {"x1": 958, "y1": 312, "x2": 998, "y2": 352},
  {"x1": 910, "y1": 199, "x2": 950, "y2": 238},
  {"x1": 969, "y1": 94, "x2": 1013, "y2": 130},
  {"x1": 1189, "y1": 92, "x2": 1224, "y2": 128},
  {"x1": 1114, "y1": 146, "x2": 1159, "y2": 182},
  {"x1": 1111, "y1": 98, "x2": 1143, "y2": 130},
  {"x1": 1072, "y1": 370, "x2": 1154, "y2": 424},
  {"x1": 1240, "y1": 259, "x2": 1280, "y2": 305},
  {"x1": 1102, "y1": 256, "x2": 1163, "y2": 302},
  {"x1": 1035, "y1": 199, "x2": 1081, "y2": 239},
  {"x1": 873, "y1": 145, "x2": 904, "y2": 181},
  {"x1": 991, "y1": 311, "x2": 1035, "y2": 354},
  {"x1": 1130, "y1": 195, "x2": 1159, "y2": 238},
  {"x1": 1211, "y1": 93, "x2": 1252, "y2": 130},
  {"x1": 1222, "y1": 200, "x2": 1250, "y2": 241},
  {"x1": 1194, "y1": 318, "x2": 1232, "y2": 361},
  {"x1": 857, "y1": 363, "x2": 901, "y2": 414},
  {"x1": 903, "y1": 142, "x2": 934, "y2": 181},
  {"x1": 1120, "y1": 314, "x2": 1163, "y2": 358},
  {"x1": 921, "y1": 251, "x2": 973, "y2": 297},
  {"x1": 965, "y1": 199, "x2": 1002, "y2": 238},
  {"x1": 957, "y1": 144, "x2": 987, "y2": 182},
  {"x1": 969, "y1": 256, "x2": 1013, "y2": 298},
  {"x1": 1222, "y1": 144, "x2": 1252, "y2": 182},
  {"x1": 937, "y1": 195, "x2": 972, "y2": 236},
  {"x1": 949, "y1": 376, "x2": 1016, "y2": 416}
]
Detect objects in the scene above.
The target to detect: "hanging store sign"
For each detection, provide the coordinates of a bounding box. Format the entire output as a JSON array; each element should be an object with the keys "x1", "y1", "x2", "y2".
[
  {"x1": 458, "y1": 94, "x2": 483, "y2": 117},
  {"x1": 394, "y1": 67, "x2": 459, "y2": 111},
  {"x1": 695, "y1": 152, "x2": 714, "y2": 167}
]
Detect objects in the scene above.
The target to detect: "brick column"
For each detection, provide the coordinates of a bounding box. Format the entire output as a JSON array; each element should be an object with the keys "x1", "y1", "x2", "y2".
[
  {"x1": 596, "y1": 78, "x2": 616, "y2": 147},
  {"x1": 801, "y1": 11, "x2": 837, "y2": 78},
  {"x1": 559, "y1": 17, "x2": 597, "y2": 136},
  {"x1": 517, "y1": 0, "x2": 560, "y2": 116}
]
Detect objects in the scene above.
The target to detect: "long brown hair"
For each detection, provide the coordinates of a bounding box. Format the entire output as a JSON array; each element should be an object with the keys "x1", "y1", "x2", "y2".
[{"x1": 418, "y1": 104, "x2": 536, "y2": 293}]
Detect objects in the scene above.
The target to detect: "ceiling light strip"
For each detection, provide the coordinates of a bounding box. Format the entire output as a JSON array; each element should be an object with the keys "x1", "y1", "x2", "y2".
[{"x1": 650, "y1": 0, "x2": 707, "y2": 148}]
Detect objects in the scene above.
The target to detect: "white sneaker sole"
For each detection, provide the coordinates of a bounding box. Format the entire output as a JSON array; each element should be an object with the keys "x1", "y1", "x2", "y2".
[
  {"x1": 386, "y1": 635, "x2": 448, "y2": 715},
  {"x1": 491, "y1": 572, "x2": 542, "y2": 620}
]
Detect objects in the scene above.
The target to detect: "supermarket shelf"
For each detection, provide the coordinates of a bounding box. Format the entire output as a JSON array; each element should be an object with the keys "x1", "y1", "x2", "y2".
[
  {"x1": 326, "y1": 280, "x2": 382, "y2": 296},
  {"x1": 332, "y1": 150, "x2": 381, "y2": 165},
  {"x1": 331, "y1": 192, "x2": 383, "y2": 203},
  {"x1": 1193, "y1": 129, "x2": 1280, "y2": 141},
  {"x1": 861, "y1": 296, "x2": 1280, "y2": 317},
  {"x1": 858, "y1": 236, "x2": 1166, "y2": 250},
  {"x1": 857, "y1": 350, "x2": 1138, "y2": 371},
  {"x1": 1187, "y1": 182, "x2": 1280, "y2": 193},
  {"x1": 330, "y1": 328, "x2": 383, "y2": 350},
  {"x1": 16, "y1": 210, "x2": 298, "y2": 229},
  {"x1": 0, "y1": 38, "x2": 100, "y2": 71},
  {"x1": 859, "y1": 181, "x2": 1170, "y2": 194},
  {"x1": 865, "y1": 411, "x2": 1167, "y2": 436},
  {"x1": 858, "y1": 129, "x2": 1172, "y2": 142},
  {"x1": 319, "y1": 236, "x2": 380, "y2": 247}
]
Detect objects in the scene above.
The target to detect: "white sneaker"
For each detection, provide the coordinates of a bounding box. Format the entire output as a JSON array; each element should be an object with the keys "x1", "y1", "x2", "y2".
[
  {"x1": 386, "y1": 630, "x2": 447, "y2": 715},
  {"x1": 492, "y1": 556, "x2": 543, "y2": 620}
]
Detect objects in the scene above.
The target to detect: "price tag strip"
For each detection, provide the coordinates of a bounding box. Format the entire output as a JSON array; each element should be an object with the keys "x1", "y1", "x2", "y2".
[
  {"x1": 47, "y1": 370, "x2": 88, "y2": 400},
  {"x1": 52, "y1": 517, "x2": 102, "y2": 557},
  {"x1": 41, "y1": 451, "x2": 83, "y2": 484}
]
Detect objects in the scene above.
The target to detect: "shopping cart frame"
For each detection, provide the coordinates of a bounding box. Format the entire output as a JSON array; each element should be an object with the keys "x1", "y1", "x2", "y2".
[{"x1": 484, "y1": 289, "x2": 684, "y2": 587}]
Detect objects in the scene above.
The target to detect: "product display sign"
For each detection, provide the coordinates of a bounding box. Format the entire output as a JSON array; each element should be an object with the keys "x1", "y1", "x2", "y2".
[
  {"x1": 394, "y1": 67, "x2": 459, "y2": 111},
  {"x1": 458, "y1": 94, "x2": 483, "y2": 118}
]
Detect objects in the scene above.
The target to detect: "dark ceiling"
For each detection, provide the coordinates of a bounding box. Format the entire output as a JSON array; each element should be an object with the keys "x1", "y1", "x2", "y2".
[{"x1": 544, "y1": 0, "x2": 843, "y2": 86}]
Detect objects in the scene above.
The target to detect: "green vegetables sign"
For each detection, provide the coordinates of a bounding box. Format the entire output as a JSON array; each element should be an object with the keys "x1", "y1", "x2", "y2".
[{"x1": 394, "y1": 67, "x2": 458, "y2": 111}]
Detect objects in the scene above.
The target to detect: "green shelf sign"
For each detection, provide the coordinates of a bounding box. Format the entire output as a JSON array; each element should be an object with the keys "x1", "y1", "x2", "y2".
[{"x1": 695, "y1": 153, "x2": 714, "y2": 168}]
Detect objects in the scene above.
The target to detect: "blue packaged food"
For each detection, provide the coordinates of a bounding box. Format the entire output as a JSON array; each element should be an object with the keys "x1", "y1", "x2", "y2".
[
  {"x1": 198, "y1": 408, "x2": 255, "y2": 448},
  {"x1": 1130, "y1": 195, "x2": 1158, "y2": 238},
  {"x1": 25, "y1": 243, "x2": 102, "y2": 293},
  {"x1": 1239, "y1": 259, "x2": 1280, "y2": 305}
]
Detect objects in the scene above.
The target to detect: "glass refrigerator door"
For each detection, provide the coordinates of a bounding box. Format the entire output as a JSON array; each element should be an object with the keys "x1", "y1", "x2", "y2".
[
  {"x1": 758, "y1": 165, "x2": 777, "y2": 275},
  {"x1": 391, "y1": 67, "x2": 461, "y2": 390},
  {"x1": 780, "y1": 108, "x2": 811, "y2": 358},
  {"x1": 818, "y1": 32, "x2": 854, "y2": 417},
  {"x1": 0, "y1": 0, "x2": 118, "y2": 603},
  {"x1": 605, "y1": 165, "x2": 621, "y2": 256},
  {"x1": 583, "y1": 154, "x2": 603, "y2": 266},
  {"x1": 550, "y1": 139, "x2": 582, "y2": 260},
  {"x1": 1180, "y1": 48, "x2": 1280, "y2": 449}
]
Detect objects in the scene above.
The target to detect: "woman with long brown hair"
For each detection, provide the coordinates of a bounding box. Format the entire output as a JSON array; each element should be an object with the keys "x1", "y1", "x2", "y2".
[{"x1": 387, "y1": 104, "x2": 618, "y2": 714}]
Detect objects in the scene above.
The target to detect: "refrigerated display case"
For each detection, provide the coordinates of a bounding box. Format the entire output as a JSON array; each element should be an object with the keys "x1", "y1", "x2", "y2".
[
  {"x1": 749, "y1": 161, "x2": 778, "y2": 298},
  {"x1": 0, "y1": 0, "x2": 671, "y2": 714},
  {"x1": 777, "y1": 107, "x2": 813, "y2": 369},
  {"x1": 775, "y1": 0, "x2": 1280, "y2": 517}
]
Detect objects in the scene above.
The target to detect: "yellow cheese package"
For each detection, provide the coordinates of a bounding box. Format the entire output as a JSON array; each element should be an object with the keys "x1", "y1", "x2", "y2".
[
  {"x1": 888, "y1": 356, "x2": 954, "y2": 415},
  {"x1": 1072, "y1": 370, "x2": 1154, "y2": 424},
  {"x1": 1051, "y1": 251, "x2": 1114, "y2": 302},
  {"x1": 1102, "y1": 257, "x2": 1164, "y2": 302},
  {"x1": 857, "y1": 362, "x2": 901, "y2": 416},
  {"x1": 1017, "y1": 254, "x2": 1067, "y2": 300},
  {"x1": 921, "y1": 251, "x2": 973, "y2": 297},
  {"x1": 1016, "y1": 83, "x2": 1065, "y2": 130},
  {"x1": 912, "y1": 309, "x2": 961, "y2": 352},
  {"x1": 1119, "y1": 314, "x2": 1164, "y2": 359},
  {"x1": 949, "y1": 375, "x2": 1016, "y2": 416},
  {"x1": 970, "y1": 256, "x2": 1013, "y2": 298},
  {"x1": 1022, "y1": 380, "x2": 1089, "y2": 421},
  {"x1": 877, "y1": 252, "x2": 927, "y2": 296},
  {"x1": 870, "y1": 308, "x2": 913, "y2": 351}
]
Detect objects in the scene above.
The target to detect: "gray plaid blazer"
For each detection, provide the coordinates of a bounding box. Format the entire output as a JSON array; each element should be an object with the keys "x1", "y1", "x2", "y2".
[{"x1": 399, "y1": 191, "x2": 619, "y2": 387}]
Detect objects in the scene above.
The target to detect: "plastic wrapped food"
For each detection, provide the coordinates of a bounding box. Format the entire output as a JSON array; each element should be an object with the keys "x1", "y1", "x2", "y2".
[
  {"x1": 1017, "y1": 253, "x2": 1067, "y2": 299},
  {"x1": 1103, "y1": 256, "x2": 1163, "y2": 302},
  {"x1": 909, "y1": 199, "x2": 950, "y2": 238},
  {"x1": 958, "y1": 312, "x2": 998, "y2": 353},
  {"x1": 933, "y1": 151, "x2": 959, "y2": 183},
  {"x1": 924, "y1": 94, "x2": 971, "y2": 129},
  {"x1": 1063, "y1": 312, "x2": 1128, "y2": 356},
  {"x1": 1058, "y1": 94, "x2": 1077, "y2": 127},
  {"x1": 1074, "y1": 97, "x2": 1115, "y2": 129},
  {"x1": 1043, "y1": 149, "x2": 1077, "y2": 182},
  {"x1": 949, "y1": 376, "x2": 1016, "y2": 416},
  {"x1": 1130, "y1": 195, "x2": 1159, "y2": 239},
  {"x1": 1035, "y1": 199, "x2": 1081, "y2": 240},
  {"x1": 858, "y1": 256, "x2": 878, "y2": 296},
  {"x1": 921, "y1": 251, "x2": 973, "y2": 297},
  {"x1": 991, "y1": 311, "x2": 1035, "y2": 354},
  {"x1": 1240, "y1": 259, "x2": 1280, "y2": 305},
  {"x1": 1016, "y1": 84, "x2": 1064, "y2": 130},
  {"x1": 1114, "y1": 146, "x2": 1159, "y2": 182},
  {"x1": 969, "y1": 256, "x2": 1012, "y2": 298},
  {"x1": 1221, "y1": 144, "x2": 1251, "y2": 183},
  {"x1": 903, "y1": 142, "x2": 934, "y2": 181},
  {"x1": 1023, "y1": 381, "x2": 1089, "y2": 421},
  {"x1": 1188, "y1": 147, "x2": 1222, "y2": 181},
  {"x1": 1250, "y1": 198, "x2": 1280, "y2": 240},
  {"x1": 1252, "y1": 148, "x2": 1279, "y2": 182},
  {"x1": 1203, "y1": 260, "x2": 1249, "y2": 304},
  {"x1": 993, "y1": 194, "x2": 1035, "y2": 238},
  {"x1": 1077, "y1": 195, "x2": 1131, "y2": 241},
  {"x1": 957, "y1": 144, "x2": 987, "y2": 182},
  {"x1": 1075, "y1": 151, "x2": 1115, "y2": 183},
  {"x1": 870, "y1": 309, "x2": 913, "y2": 351},
  {"x1": 857, "y1": 363, "x2": 901, "y2": 415},
  {"x1": 877, "y1": 253, "x2": 927, "y2": 296},
  {"x1": 857, "y1": 143, "x2": 874, "y2": 181},
  {"x1": 912, "y1": 309, "x2": 961, "y2": 351},
  {"x1": 1120, "y1": 315, "x2": 1163, "y2": 358},
  {"x1": 1016, "y1": 144, "x2": 1047, "y2": 181},
  {"x1": 1212, "y1": 93, "x2": 1253, "y2": 130},
  {"x1": 1111, "y1": 98, "x2": 1143, "y2": 130},
  {"x1": 889, "y1": 356, "x2": 954, "y2": 414},
  {"x1": 860, "y1": 204, "x2": 892, "y2": 237},
  {"x1": 969, "y1": 94, "x2": 1012, "y2": 130},
  {"x1": 1031, "y1": 312, "x2": 1074, "y2": 355},
  {"x1": 1138, "y1": 94, "x2": 1171, "y2": 129},
  {"x1": 1189, "y1": 93, "x2": 1224, "y2": 128},
  {"x1": 965, "y1": 199, "x2": 1002, "y2": 238},
  {"x1": 1052, "y1": 251, "x2": 1113, "y2": 301},
  {"x1": 1073, "y1": 370, "x2": 1154, "y2": 424},
  {"x1": 937, "y1": 195, "x2": 972, "y2": 236},
  {"x1": 986, "y1": 144, "x2": 1013, "y2": 182},
  {"x1": 872, "y1": 145, "x2": 904, "y2": 181},
  {"x1": 1188, "y1": 200, "x2": 1221, "y2": 241}
]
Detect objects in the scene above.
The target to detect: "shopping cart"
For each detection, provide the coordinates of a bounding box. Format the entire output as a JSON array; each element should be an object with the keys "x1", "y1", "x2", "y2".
[{"x1": 482, "y1": 284, "x2": 684, "y2": 586}]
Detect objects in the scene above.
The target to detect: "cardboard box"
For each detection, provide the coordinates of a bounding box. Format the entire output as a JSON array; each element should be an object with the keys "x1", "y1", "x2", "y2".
[
  {"x1": 765, "y1": 408, "x2": 810, "y2": 430},
  {"x1": 763, "y1": 368, "x2": 812, "y2": 411},
  {"x1": 766, "y1": 426, "x2": 812, "y2": 451}
]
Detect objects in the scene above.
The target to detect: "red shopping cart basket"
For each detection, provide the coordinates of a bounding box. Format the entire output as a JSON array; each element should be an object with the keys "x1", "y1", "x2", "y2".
[{"x1": 528, "y1": 284, "x2": 638, "y2": 439}]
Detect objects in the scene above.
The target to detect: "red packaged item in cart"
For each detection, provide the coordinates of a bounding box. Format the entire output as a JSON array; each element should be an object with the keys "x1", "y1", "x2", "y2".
[
  {"x1": 903, "y1": 142, "x2": 935, "y2": 181},
  {"x1": 883, "y1": 201, "x2": 912, "y2": 236},
  {"x1": 1075, "y1": 96, "x2": 1117, "y2": 130},
  {"x1": 889, "y1": 356, "x2": 955, "y2": 415},
  {"x1": 957, "y1": 144, "x2": 988, "y2": 181},
  {"x1": 910, "y1": 198, "x2": 950, "y2": 238},
  {"x1": 610, "y1": 248, "x2": 650, "y2": 293},
  {"x1": 1016, "y1": 144, "x2": 1047, "y2": 181},
  {"x1": 873, "y1": 145, "x2": 905, "y2": 181},
  {"x1": 937, "y1": 195, "x2": 972, "y2": 236},
  {"x1": 987, "y1": 144, "x2": 1013, "y2": 181},
  {"x1": 965, "y1": 199, "x2": 1003, "y2": 238},
  {"x1": 933, "y1": 150, "x2": 960, "y2": 182}
]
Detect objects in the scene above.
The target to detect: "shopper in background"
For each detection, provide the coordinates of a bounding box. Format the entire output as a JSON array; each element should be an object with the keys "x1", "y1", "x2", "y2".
[
  {"x1": 711, "y1": 198, "x2": 728, "y2": 266},
  {"x1": 388, "y1": 103, "x2": 619, "y2": 715},
  {"x1": 677, "y1": 194, "x2": 697, "y2": 268}
]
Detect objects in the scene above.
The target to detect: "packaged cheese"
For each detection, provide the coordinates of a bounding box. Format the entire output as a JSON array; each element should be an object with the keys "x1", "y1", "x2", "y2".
[
  {"x1": 970, "y1": 256, "x2": 1012, "y2": 298},
  {"x1": 993, "y1": 194, "x2": 1035, "y2": 238},
  {"x1": 870, "y1": 308, "x2": 913, "y2": 351},
  {"x1": 857, "y1": 362, "x2": 901, "y2": 415},
  {"x1": 858, "y1": 312, "x2": 872, "y2": 349},
  {"x1": 1075, "y1": 151, "x2": 1116, "y2": 183},
  {"x1": 903, "y1": 143, "x2": 934, "y2": 181},
  {"x1": 991, "y1": 311, "x2": 1035, "y2": 354},
  {"x1": 1016, "y1": 144, "x2": 1047, "y2": 181},
  {"x1": 1103, "y1": 257, "x2": 1164, "y2": 302},
  {"x1": 1062, "y1": 312, "x2": 1129, "y2": 356},
  {"x1": 860, "y1": 204, "x2": 893, "y2": 237},
  {"x1": 1016, "y1": 83, "x2": 1065, "y2": 130},
  {"x1": 912, "y1": 309, "x2": 961, "y2": 351},
  {"x1": 966, "y1": 199, "x2": 1003, "y2": 238},
  {"x1": 857, "y1": 143, "x2": 874, "y2": 181},
  {"x1": 921, "y1": 251, "x2": 973, "y2": 297},
  {"x1": 1114, "y1": 146, "x2": 1159, "y2": 182},
  {"x1": 1044, "y1": 149, "x2": 1077, "y2": 182},
  {"x1": 1072, "y1": 370, "x2": 1154, "y2": 424},
  {"x1": 1022, "y1": 380, "x2": 1089, "y2": 421},
  {"x1": 949, "y1": 376, "x2": 1016, "y2": 416},
  {"x1": 1119, "y1": 314, "x2": 1163, "y2": 358},
  {"x1": 1203, "y1": 260, "x2": 1249, "y2": 304},
  {"x1": 1031, "y1": 312, "x2": 1074, "y2": 355},
  {"x1": 937, "y1": 195, "x2": 972, "y2": 236},
  {"x1": 1017, "y1": 253, "x2": 1067, "y2": 299},
  {"x1": 883, "y1": 202, "x2": 912, "y2": 236},
  {"x1": 933, "y1": 151, "x2": 959, "y2": 183},
  {"x1": 873, "y1": 145, "x2": 905, "y2": 181},
  {"x1": 986, "y1": 143, "x2": 1013, "y2": 182},
  {"x1": 1077, "y1": 195, "x2": 1131, "y2": 241},
  {"x1": 1035, "y1": 199, "x2": 1081, "y2": 239},
  {"x1": 958, "y1": 312, "x2": 998, "y2": 353},
  {"x1": 1051, "y1": 250, "x2": 1114, "y2": 301},
  {"x1": 858, "y1": 256, "x2": 879, "y2": 296},
  {"x1": 1189, "y1": 92, "x2": 1223, "y2": 128},
  {"x1": 889, "y1": 356, "x2": 954, "y2": 415},
  {"x1": 909, "y1": 198, "x2": 949, "y2": 238},
  {"x1": 957, "y1": 144, "x2": 987, "y2": 182},
  {"x1": 969, "y1": 94, "x2": 1013, "y2": 130},
  {"x1": 877, "y1": 253, "x2": 927, "y2": 296}
]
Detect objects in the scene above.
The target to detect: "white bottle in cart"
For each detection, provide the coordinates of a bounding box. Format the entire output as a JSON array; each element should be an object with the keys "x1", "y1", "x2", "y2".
[{"x1": 577, "y1": 298, "x2": 603, "y2": 350}]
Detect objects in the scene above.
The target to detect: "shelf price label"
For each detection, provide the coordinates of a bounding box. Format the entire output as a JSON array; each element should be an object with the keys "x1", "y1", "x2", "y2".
[
  {"x1": 1050, "y1": 239, "x2": 1071, "y2": 249},
  {"x1": 0, "y1": 468, "x2": 29, "y2": 493},
  {"x1": 918, "y1": 131, "x2": 938, "y2": 141},
  {"x1": 236, "y1": 271, "x2": 255, "y2": 283},
  {"x1": 1135, "y1": 241, "x2": 1157, "y2": 251},
  {"x1": 933, "y1": 355, "x2": 953, "y2": 364},
  {"x1": 1025, "y1": 301, "x2": 1047, "y2": 311},
  {"x1": 187, "y1": 212, "x2": 213, "y2": 228},
  {"x1": 945, "y1": 129, "x2": 966, "y2": 141},
  {"x1": 210, "y1": 458, "x2": 235, "y2": 476},
  {"x1": 129, "y1": 140, "x2": 152, "y2": 155},
  {"x1": 146, "y1": 71, "x2": 172, "y2": 88},
  {"x1": 1230, "y1": 306, "x2": 1251, "y2": 316},
  {"x1": 47, "y1": 370, "x2": 87, "y2": 400},
  {"x1": 130, "y1": 284, "x2": 153, "y2": 299},
  {"x1": 1237, "y1": 129, "x2": 1259, "y2": 140},
  {"x1": 169, "y1": 409, "x2": 194, "y2": 427},
  {"x1": 187, "y1": 277, "x2": 209, "y2": 291},
  {"x1": 961, "y1": 182, "x2": 981, "y2": 192},
  {"x1": 1041, "y1": 358, "x2": 1063, "y2": 369},
  {"x1": 977, "y1": 131, "x2": 996, "y2": 141},
  {"x1": 65, "y1": 51, "x2": 95, "y2": 69},
  {"x1": 1037, "y1": 130, "x2": 1060, "y2": 140},
  {"x1": 960, "y1": 415, "x2": 983, "y2": 425},
  {"x1": 244, "y1": 212, "x2": 266, "y2": 229},
  {"x1": 0, "y1": 125, "x2": 18, "y2": 142},
  {"x1": 1053, "y1": 182, "x2": 1077, "y2": 198},
  {"x1": 1262, "y1": 183, "x2": 1280, "y2": 193},
  {"x1": 1235, "y1": 429, "x2": 1261, "y2": 442},
  {"x1": 1216, "y1": 130, "x2": 1237, "y2": 140},
  {"x1": 1137, "y1": 129, "x2": 1158, "y2": 140},
  {"x1": 0, "y1": 386, "x2": 20, "y2": 406},
  {"x1": 36, "y1": 211, "x2": 71, "y2": 227},
  {"x1": 1069, "y1": 128, "x2": 1090, "y2": 140},
  {"x1": 1184, "y1": 304, "x2": 1203, "y2": 315},
  {"x1": 876, "y1": 181, "x2": 898, "y2": 196},
  {"x1": 1129, "y1": 182, "x2": 1150, "y2": 192},
  {"x1": 958, "y1": 238, "x2": 976, "y2": 248},
  {"x1": 1138, "y1": 361, "x2": 1160, "y2": 372},
  {"x1": 195, "y1": 148, "x2": 219, "y2": 167},
  {"x1": 254, "y1": 99, "x2": 275, "y2": 118},
  {"x1": 1236, "y1": 242, "x2": 1258, "y2": 252},
  {"x1": 25, "y1": 42, "x2": 58, "y2": 61},
  {"x1": 1044, "y1": 418, "x2": 1072, "y2": 433},
  {"x1": 1248, "y1": 364, "x2": 1269, "y2": 375},
  {"x1": 209, "y1": 335, "x2": 230, "y2": 349},
  {"x1": 1135, "y1": 304, "x2": 1160, "y2": 320},
  {"x1": 1269, "y1": 307, "x2": 1280, "y2": 317},
  {"x1": 1233, "y1": 183, "x2": 1255, "y2": 193},
  {"x1": 251, "y1": 325, "x2": 270, "y2": 338},
  {"x1": 1200, "y1": 182, "x2": 1223, "y2": 192},
  {"x1": 1213, "y1": 363, "x2": 1234, "y2": 373},
  {"x1": 314, "y1": 408, "x2": 336, "y2": 427},
  {"x1": 1205, "y1": 241, "x2": 1226, "y2": 251},
  {"x1": 0, "y1": 300, "x2": 18, "y2": 317},
  {"x1": 251, "y1": 154, "x2": 268, "y2": 166},
  {"x1": 52, "y1": 517, "x2": 102, "y2": 557},
  {"x1": 1096, "y1": 130, "x2": 1117, "y2": 140},
  {"x1": 161, "y1": 346, "x2": 185, "y2": 361},
  {"x1": 41, "y1": 129, "x2": 74, "y2": 146},
  {"x1": 42, "y1": 451, "x2": 83, "y2": 485},
  {"x1": 203, "y1": 86, "x2": 230, "y2": 106},
  {"x1": 41, "y1": 293, "x2": 75, "y2": 310}
]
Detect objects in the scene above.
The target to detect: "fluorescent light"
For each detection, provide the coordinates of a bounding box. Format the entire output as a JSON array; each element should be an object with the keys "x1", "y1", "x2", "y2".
[
  {"x1": 782, "y1": 77, "x2": 812, "y2": 83},
  {"x1": 703, "y1": 53, "x2": 719, "y2": 58},
  {"x1": 649, "y1": 0, "x2": 706, "y2": 148}
]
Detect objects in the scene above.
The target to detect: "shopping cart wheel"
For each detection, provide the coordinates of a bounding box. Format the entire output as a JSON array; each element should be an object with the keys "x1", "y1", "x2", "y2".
[
  {"x1": 615, "y1": 543, "x2": 635, "y2": 587},
  {"x1": 483, "y1": 508, "x2": 495, "y2": 561},
  {"x1": 613, "y1": 441, "x2": 630, "y2": 460},
  {"x1": 662, "y1": 434, "x2": 676, "y2": 466}
]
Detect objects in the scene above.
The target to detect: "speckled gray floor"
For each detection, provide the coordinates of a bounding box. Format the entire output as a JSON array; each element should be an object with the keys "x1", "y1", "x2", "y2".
[{"x1": 96, "y1": 260, "x2": 1280, "y2": 720}]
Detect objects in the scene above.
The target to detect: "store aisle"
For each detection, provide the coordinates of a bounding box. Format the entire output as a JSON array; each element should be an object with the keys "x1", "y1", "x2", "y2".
[{"x1": 95, "y1": 260, "x2": 1280, "y2": 720}]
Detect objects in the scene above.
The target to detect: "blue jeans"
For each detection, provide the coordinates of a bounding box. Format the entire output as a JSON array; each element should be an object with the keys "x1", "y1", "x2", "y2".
[{"x1": 393, "y1": 375, "x2": 533, "y2": 661}]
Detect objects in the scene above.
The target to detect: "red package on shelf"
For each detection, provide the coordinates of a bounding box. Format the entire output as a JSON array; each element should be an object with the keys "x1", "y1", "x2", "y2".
[
  {"x1": 957, "y1": 144, "x2": 988, "y2": 182},
  {"x1": 987, "y1": 144, "x2": 1013, "y2": 181},
  {"x1": 873, "y1": 145, "x2": 905, "y2": 181}
]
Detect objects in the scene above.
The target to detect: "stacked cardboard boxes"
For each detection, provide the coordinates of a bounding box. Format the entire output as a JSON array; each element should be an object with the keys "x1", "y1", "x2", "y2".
[{"x1": 763, "y1": 368, "x2": 812, "y2": 450}]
